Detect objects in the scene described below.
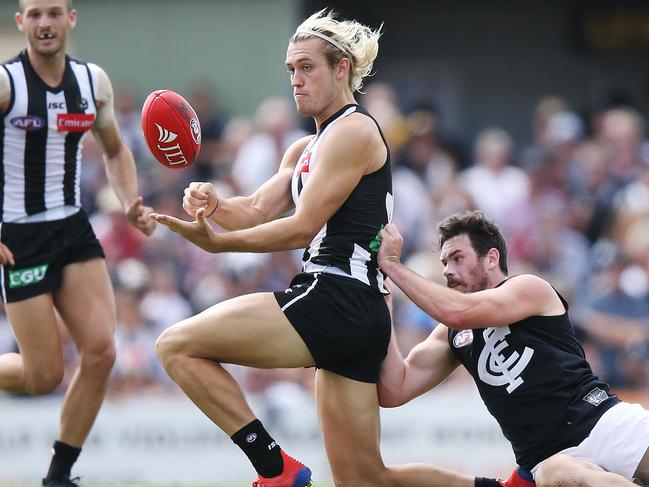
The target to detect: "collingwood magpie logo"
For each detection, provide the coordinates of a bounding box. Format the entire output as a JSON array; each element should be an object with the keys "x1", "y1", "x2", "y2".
[{"x1": 477, "y1": 326, "x2": 533, "y2": 393}]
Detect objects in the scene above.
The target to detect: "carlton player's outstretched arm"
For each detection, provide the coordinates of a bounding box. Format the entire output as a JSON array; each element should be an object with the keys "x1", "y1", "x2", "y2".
[
  {"x1": 378, "y1": 223, "x2": 564, "y2": 328},
  {"x1": 378, "y1": 323, "x2": 460, "y2": 407}
]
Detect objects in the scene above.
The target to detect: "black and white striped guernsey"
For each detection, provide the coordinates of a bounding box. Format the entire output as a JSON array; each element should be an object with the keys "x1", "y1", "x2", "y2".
[
  {"x1": 0, "y1": 50, "x2": 98, "y2": 222},
  {"x1": 291, "y1": 104, "x2": 393, "y2": 294}
]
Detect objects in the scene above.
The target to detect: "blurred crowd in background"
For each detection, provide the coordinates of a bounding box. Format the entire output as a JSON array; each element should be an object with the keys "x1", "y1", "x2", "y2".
[{"x1": 1, "y1": 78, "x2": 649, "y2": 402}]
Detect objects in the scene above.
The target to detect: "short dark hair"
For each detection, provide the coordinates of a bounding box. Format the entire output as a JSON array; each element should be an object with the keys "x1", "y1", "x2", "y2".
[{"x1": 437, "y1": 210, "x2": 509, "y2": 274}]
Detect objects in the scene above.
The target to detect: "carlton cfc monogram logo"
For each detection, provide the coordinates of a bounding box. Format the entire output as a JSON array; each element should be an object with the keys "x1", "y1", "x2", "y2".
[{"x1": 477, "y1": 326, "x2": 534, "y2": 393}]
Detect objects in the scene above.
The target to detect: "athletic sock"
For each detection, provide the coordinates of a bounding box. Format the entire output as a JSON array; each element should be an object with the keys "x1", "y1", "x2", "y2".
[
  {"x1": 44, "y1": 441, "x2": 82, "y2": 481},
  {"x1": 475, "y1": 478, "x2": 502, "y2": 487},
  {"x1": 231, "y1": 419, "x2": 283, "y2": 478}
]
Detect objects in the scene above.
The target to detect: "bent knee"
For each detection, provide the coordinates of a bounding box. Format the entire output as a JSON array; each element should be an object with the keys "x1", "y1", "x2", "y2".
[
  {"x1": 536, "y1": 456, "x2": 570, "y2": 487},
  {"x1": 25, "y1": 366, "x2": 64, "y2": 395},
  {"x1": 155, "y1": 326, "x2": 188, "y2": 366},
  {"x1": 536, "y1": 455, "x2": 599, "y2": 487}
]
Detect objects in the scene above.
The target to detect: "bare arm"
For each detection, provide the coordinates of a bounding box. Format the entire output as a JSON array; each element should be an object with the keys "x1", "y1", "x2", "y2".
[
  {"x1": 93, "y1": 120, "x2": 136, "y2": 207},
  {"x1": 91, "y1": 67, "x2": 155, "y2": 236},
  {"x1": 0, "y1": 68, "x2": 15, "y2": 264},
  {"x1": 153, "y1": 115, "x2": 383, "y2": 253},
  {"x1": 93, "y1": 119, "x2": 155, "y2": 236},
  {"x1": 0, "y1": 67, "x2": 10, "y2": 115},
  {"x1": 377, "y1": 223, "x2": 564, "y2": 329},
  {"x1": 379, "y1": 322, "x2": 460, "y2": 407},
  {"x1": 182, "y1": 136, "x2": 313, "y2": 230}
]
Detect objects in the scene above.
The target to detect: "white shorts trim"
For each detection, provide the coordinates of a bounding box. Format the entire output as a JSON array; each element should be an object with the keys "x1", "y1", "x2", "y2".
[
  {"x1": 302, "y1": 262, "x2": 350, "y2": 278},
  {"x1": 280, "y1": 273, "x2": 319, "y2": 312},
  {"x1": 10, "y1": 205, "x2": 80, "y2": 223},
  {"x1": 532, "y1": 402, "x2": 649, "y2": 480}
]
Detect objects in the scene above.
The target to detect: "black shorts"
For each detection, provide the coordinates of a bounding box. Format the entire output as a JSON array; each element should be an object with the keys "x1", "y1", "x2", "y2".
[
  {"x1": 0, "y1": 209, "x2": 105, "y2": 303},
  {"x1": 274, "y1": 272, "x2": 391, "y2": 383}
]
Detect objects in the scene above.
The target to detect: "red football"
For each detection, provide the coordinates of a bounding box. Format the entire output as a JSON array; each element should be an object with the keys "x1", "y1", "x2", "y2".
[{"x1": 141, "y1": 90, "x2": 202, "y2": 169}]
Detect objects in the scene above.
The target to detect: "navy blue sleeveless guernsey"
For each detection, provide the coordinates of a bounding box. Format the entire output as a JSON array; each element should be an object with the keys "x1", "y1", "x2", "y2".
[
  {"x1": 448, "y1": 278, "x2": 619, "y2": 470},
  {"x1": 291, "y1": 103, "x2": 393, "y2": 294}
]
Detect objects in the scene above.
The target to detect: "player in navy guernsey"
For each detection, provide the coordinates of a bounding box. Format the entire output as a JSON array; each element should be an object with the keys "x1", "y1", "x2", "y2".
[
  {"x1": 149, "y1": 10, "x2": 514, "y2": 487},
  {"x1": 377, "y1": 210, "x2": 649, "y2": 486},
  {"x1": 0, "y1": 1, "x2": 155, "y2": 486}
]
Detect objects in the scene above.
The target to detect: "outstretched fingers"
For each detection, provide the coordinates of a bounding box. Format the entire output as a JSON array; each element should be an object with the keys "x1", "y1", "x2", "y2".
[
  {"x1": 150, "y1": 208, "x2": 219, "y2": 252},
  {"x1": 127, "y1": 196, "x2": 157, "y2": 236},
  {"x1": 194, "y1": 206, "x2": 211, "y2": 228},
  {"x1": 150, "y1": 212, "x2": 186, "y2": 232}
]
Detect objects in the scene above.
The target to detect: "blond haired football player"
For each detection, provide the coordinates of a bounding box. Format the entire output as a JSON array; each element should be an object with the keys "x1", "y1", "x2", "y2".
[{"x1": 152, "y1": 10, "x2": 522, "y2": 487}]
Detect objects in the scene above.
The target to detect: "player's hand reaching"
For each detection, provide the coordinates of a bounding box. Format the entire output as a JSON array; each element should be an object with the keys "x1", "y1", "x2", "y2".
[
  {"x1": 377, "y1": 223, "x2": 404, "y2": 270},
  {"x1": 150, "y1": 207, "x2": 221, "y2": 253},
  {"x1": 183, "y1": 182, "x2": 218, "y2": 218},
  {"x1": 126, "y1": 196, "x2": 157, "y2": 236},
  {"x1": 0, "y1": 242, "x2": 15, "y2": 266}
]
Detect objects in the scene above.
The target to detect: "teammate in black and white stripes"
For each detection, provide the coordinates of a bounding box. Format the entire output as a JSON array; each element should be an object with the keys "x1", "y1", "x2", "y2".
[
  {"x1": 0, "y1": 1, "x2": 155, "y2": 485},
  {"x1": 377, "y1": 211, "x2": 649, "y2": 487}
]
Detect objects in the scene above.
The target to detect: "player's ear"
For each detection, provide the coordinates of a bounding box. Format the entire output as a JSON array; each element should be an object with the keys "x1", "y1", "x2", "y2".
[
  {"x1": 486, "y1": 248, "x2": 500, "y2": 270},
  {"x1": 15, "y1": 11, "x2": 25, "y2": 32},
  {"x1": 335, "y1": 57, "x2": 351, "y2": 81},
  {"x1": 68, "y1": 8, "x2": 77, "y2": 30}
]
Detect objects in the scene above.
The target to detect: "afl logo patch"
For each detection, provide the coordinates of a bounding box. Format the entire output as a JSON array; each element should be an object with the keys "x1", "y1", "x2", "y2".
[
  {"x1": 11, "y1": 115, "x2": 45, "y2": 131},
  {"x1": 453, "y1": 329, "x2": 473, "y2": 348},
  {"x1": 245, "y1": 433, "x2": 257, "y2": 443}
]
